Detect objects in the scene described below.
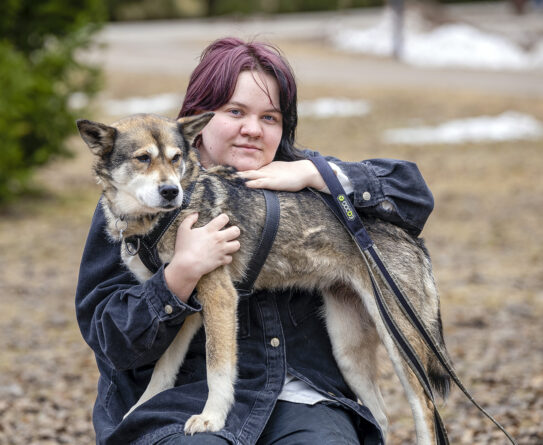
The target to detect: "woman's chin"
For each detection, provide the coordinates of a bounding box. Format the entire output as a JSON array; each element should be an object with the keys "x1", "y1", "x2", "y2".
[{"x1": 229, "y1": 158, "x2": 265, "y2": 172}]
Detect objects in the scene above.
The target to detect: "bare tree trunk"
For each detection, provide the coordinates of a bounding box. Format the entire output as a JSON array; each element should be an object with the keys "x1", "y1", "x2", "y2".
[
  {"x1": 206, "y1": 0, "x2": 218, "y2": 16},
  {"x1": 510, "y1": 0, "x2": 528, "y2": 14},
  {"x1": 390, "y1": 0, "x2": 405, "y2": 60}
]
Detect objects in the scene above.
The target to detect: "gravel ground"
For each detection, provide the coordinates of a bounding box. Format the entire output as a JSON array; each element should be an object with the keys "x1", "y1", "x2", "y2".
[
  {"x1": 2, "y1": 108, "x2": 542, "y2": 445},
  {"x1": 1, "y1": 4, "x2": 542, "y2": 444}
]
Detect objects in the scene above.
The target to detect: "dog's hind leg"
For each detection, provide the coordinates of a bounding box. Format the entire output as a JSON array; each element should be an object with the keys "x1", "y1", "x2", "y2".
[
  {"x1": 381, "y1": 334, "x2": 437, "y2": 445},
  {"x1": 124, "y1": 312, "x2": 203, "y2": 418},
  {"x1": 184, "y1": 268, "x2": 238, "y2": 435},
  {"x1": 349, "y1": 280, "x2": 437, "y2": 445},
  {"x1": 322, "y1": 285, "x2": 388, "y2": 437}
]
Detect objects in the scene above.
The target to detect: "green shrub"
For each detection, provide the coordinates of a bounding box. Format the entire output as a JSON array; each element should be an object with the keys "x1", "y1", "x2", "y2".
[{"x1": 0, "y1": 0, "x2": 106, "y2": 202}]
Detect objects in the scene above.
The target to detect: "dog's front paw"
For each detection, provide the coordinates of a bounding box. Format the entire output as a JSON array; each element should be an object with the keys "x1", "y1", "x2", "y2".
[{"x1": 184, "y1": 412, "x2": 225, "y2": 435}]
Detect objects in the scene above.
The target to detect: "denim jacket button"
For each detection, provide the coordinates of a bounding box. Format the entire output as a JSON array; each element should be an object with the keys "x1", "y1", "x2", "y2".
[
  {"x1": 362, "y1": 191, "x2": 371, "y2": 201},
  {"x1": 270, "y1": 337, "x2": 280, "y2": 348},
  {"x1": 164, "y1": 304, "x2": 173, "y2": 314}
]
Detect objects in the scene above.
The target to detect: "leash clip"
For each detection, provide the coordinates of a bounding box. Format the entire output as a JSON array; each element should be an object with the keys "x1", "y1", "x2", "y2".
[
  {"x1": 115, "y1": 218, "x2": 141, "y2": 255},
  {"x1": 125, "y1": 237, "x2": 141, "y2": 256}
]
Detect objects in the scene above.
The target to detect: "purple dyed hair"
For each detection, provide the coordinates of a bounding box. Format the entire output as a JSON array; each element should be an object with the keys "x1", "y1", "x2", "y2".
[{"x1": 178, "y1": 37, "x2": 303, "y2": 161}]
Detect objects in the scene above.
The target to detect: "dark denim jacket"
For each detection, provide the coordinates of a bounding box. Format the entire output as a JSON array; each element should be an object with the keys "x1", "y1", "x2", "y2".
[{"x1": 75, "y1": 156, "x2": 433, "y2": 445}]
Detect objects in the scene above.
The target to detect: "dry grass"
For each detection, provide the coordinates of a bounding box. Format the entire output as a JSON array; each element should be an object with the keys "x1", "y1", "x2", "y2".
[{"x1": 0, "y1": 75, "x2": 542, "y2": 444}]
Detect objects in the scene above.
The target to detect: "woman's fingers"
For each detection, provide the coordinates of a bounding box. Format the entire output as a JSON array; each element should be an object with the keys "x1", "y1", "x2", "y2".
[
  {"x1": 224, "y1": 239, "x2": 241, "y2": 254},
  {"x1": 180, "y1": 212, "x2": 199, "y2": 229},
  {"x1": 238, "y1": 170, "x2": 268, "y2": 189},
  {"x1": 244, "y1": 178, "x2": 269, "y2": 189},
  {"x1": 221, "y1": 225, "x2": 241, "y2": 241},
  {"x1": 237, "y1": 169, "x2": 261, "y2": 180},
  {"x1": 207, "y1": 213, "x2": 230, "y2": 230},
  {"x1": 238, "y1": 160, "x2": 325, "y2": 191}
]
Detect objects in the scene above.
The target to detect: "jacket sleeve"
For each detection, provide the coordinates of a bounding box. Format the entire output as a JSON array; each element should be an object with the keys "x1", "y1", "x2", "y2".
[
  {"x1": 303, "y1": 150, "x2": 434, "y2": 236},
  {"x1": 75, "y1": 200, "x2": 202, "y2": 371}
]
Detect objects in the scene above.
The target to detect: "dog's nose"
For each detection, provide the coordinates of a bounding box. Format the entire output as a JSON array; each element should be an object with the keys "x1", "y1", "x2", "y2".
[{"x1": 159, "y1": 185, "x2": 179, "y2": 201}]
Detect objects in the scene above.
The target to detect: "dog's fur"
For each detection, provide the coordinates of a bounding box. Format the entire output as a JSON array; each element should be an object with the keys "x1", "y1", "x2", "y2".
[{"x1": 77, "y1": 113, "x2": 451, "y2": 443}]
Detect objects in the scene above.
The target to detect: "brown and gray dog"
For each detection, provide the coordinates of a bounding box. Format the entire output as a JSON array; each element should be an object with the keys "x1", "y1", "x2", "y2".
[{"x1": 77, "y1": 113, "x2": 451, "y2": 444}]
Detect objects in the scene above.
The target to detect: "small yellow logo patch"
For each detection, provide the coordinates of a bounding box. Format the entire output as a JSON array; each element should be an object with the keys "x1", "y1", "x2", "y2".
[{"x1": 336, "y1": 194, "x2": 355, "y2": 221}]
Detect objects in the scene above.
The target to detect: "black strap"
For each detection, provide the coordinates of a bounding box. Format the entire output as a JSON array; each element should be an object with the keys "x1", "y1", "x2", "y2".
[
  {"x1": 125, "y1": 187, "x2": 280, "y2": 299},
  {"x1": 236, "y1": 190, "x2": 280, "y2": 297},
  {"x1": 125, "y1": 183, "x2": 195, "y2": 274},
  {"x1": 308, "y1": 155, "x2": 517, "y2": 445},
  {"x1": 124, "y1": 208, "x2": 181, "y2": 274}
]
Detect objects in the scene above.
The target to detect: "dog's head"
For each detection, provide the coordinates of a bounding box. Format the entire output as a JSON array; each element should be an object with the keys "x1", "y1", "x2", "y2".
[{"x1": 77, "y1": 113, "x2": 213, "y2": 217}]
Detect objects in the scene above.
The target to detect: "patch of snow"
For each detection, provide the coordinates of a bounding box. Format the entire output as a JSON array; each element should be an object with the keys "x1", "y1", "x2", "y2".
[
  {"x1": 332, "y1": 8, "x2": 543, "y2": 71},
  {"x1": 382, "y1": 111, "x2": 543, "y2": 145},
  {"x1": 103, "y1": 93, "x2": 182, "y2": 116},
  {"x1": 298, "y1": 97, "x2": 371, "y2": 118}
]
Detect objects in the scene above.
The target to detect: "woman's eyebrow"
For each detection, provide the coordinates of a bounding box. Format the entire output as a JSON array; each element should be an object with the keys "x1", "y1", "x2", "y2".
[
  {"x1": 227, "y1": 101, "x2": 282, "y2": 114},
  {"x1": 264, "y1": 108, "x2": 282, "y2": 115},
  {"x1": 226, "y1": 101, "x2": 244, "y2": 108}
]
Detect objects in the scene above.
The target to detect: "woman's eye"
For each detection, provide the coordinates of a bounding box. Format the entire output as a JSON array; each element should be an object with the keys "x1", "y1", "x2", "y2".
[
  {"x1": 136, "y1": 154, "x2": 150, "y2": 163},
  {"x1": 229, "y1": 109, "x2": 242, "y2": 116},
  {"x1": 172, "y1": 154, "x2": 181, "y2": 163},
  {"x1": 263, "y1": 115, "x2": 277, "y2": 122}
]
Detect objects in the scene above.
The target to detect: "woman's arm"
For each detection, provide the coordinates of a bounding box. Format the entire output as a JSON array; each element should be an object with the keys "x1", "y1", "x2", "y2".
[
  {"x1": 239, "y1": 151, "x2": 434, "y2": 236},
  {"x1": 75, "y1": 201, "x2": 239, "y2": 371},
  {"x1": 319, "y1": 153, "x2": 434, "y2": 236}
]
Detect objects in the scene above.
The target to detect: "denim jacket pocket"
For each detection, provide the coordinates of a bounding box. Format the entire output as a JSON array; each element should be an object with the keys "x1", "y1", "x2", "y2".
[
  {"x1": 288, "y1": 288, "x2": 322, "y2": 327},
  {"x1": 97, "y1": 376, "x2": 128, "y2": 425}
]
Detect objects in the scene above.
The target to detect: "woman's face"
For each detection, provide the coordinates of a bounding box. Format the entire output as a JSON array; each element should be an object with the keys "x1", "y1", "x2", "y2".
[{"x1": 198, "y1": 70, "x2": 283, "y2": 171}]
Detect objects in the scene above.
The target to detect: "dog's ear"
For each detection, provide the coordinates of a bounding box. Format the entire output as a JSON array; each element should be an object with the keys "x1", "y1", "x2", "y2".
[
  {"x1": 76, "y1": 119, "x2": 117, "y2": 157},
  {"x1": 177, "y1": 112, "x2": 215, "y2": 146}
]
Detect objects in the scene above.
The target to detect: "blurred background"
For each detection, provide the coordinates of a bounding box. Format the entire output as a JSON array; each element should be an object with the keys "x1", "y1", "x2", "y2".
[{"x1": 1, "y1": 1, "x2": 542, "y2": 443}]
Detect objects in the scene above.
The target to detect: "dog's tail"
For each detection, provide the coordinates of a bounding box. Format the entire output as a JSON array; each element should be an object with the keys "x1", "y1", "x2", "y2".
[
  {"x1": 405, "y1": 304, "x2": 452, "y2": 400},
  {"x1": 417, "y1": 238, "x2": 452, "y2": 400},
  {"x1": 427, "y1": 307, "x2": 452, "y2": 400}
]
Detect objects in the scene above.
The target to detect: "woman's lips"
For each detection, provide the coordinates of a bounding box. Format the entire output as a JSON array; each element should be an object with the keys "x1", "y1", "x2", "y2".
[{"x1": 234, "y1": 144, "x2": 260, "y2": 151}]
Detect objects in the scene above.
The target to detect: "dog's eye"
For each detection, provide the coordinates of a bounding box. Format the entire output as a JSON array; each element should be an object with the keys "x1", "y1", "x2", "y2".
[
  {"x1": 172, "y1": 154, "x2": 181, "y2": 163},
  {"x1": 136, "y1": 154, "x2": 150, "y2": 163}
]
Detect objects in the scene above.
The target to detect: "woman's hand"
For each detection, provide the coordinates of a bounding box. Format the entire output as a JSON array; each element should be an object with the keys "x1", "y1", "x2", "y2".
[
  {"x1": 238, "y1": 160, "x2": 326, "y2": 192},
  {"x1": 164, "y1": 213, "x2": 241, "y2": 302}
]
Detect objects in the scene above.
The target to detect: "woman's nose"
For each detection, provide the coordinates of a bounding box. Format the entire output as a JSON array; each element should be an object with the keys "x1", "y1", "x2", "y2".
[{"x1": 240, "y1": 116, "x2": 263, "y2": 138}]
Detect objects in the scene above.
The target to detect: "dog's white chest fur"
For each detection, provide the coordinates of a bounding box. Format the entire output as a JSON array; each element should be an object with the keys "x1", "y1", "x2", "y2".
[
  {"x1": 122, "y1": 248, "x2": 154, "y2": 283},
  {"x1": 121, "y1": 242, "x2": 175, "y2": 283}
]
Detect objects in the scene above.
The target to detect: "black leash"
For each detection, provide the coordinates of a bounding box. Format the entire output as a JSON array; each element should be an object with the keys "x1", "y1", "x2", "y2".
[
  {"x1": 124, "y1": 187, "x2": 280, "y2": 295},
  {"x1": 308, "y1": 155, "x2": 517, "y2": 445}
]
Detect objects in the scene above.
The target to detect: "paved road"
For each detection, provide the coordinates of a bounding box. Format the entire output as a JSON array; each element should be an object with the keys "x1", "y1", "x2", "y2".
[{"x1": 86, "y1": 2, "x2": 543, "y2": 97}]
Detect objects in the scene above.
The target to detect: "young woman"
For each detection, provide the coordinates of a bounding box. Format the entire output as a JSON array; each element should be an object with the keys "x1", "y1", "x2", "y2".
[{"x1": 76, "y1": 37, "x2": 434, "y2": 445}]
